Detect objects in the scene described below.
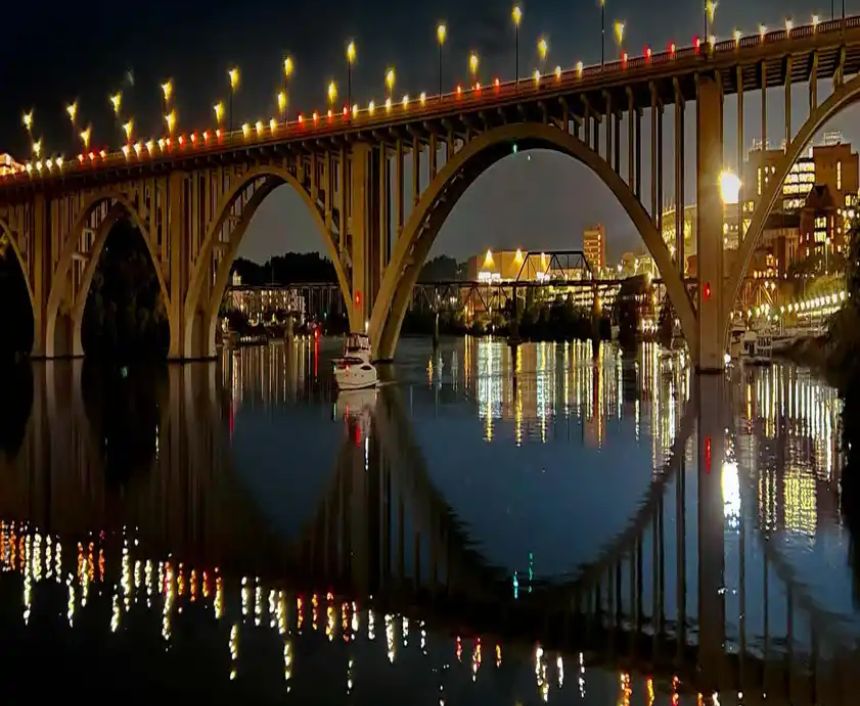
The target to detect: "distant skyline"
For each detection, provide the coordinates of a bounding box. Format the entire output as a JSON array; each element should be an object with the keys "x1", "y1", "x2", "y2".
[{"x1": 3, "y1": 0, "x2": 858, "y2": 262}]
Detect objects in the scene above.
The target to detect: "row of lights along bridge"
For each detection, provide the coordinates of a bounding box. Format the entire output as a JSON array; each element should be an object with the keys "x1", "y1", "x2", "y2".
[{"x1": 7, "y1": 5, "x2": 851, "y2": 181}]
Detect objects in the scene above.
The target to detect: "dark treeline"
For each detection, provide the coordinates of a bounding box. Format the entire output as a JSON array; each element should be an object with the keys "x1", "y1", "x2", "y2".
[
  {"x1": 231, "y1": 253, "x2": 337, "y2": 285},
  {"x1": 81, "y1": 220, "x2": 170, "y2": 360},
  {"x1": 0, "y1": 244, "x2": 34, "y2": 360},
  {"x1": 418, "y1": 255, "x2": 462, "y2": 281}
]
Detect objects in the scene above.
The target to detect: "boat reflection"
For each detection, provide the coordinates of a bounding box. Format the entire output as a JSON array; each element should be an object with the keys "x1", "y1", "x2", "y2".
[{"x1": 0, "y1": 337, "x2": 856, "y2": 705}]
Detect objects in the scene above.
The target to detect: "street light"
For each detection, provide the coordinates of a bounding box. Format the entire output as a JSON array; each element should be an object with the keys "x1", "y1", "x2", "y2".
[
  {"x1": 80, "y1": 126, "x2": 91, "y2": 153},
  {"x1": 66, "y1": 100, "x2": 78, "y2": 148},
  {"x1": 614, "y1": 21, "x2": 625, "y2": 57},
  {"x1": 705, "y1": 1, "x2": 718, "y2": 40},
  {"x1": 327, "y1": 80, "x2": 338, "y2": 109},
  {"x1": 214, "y1": 101, "x2": 225, "y2": 128},
  {"x1": 109, "y1": 91, "x2": 122, "y2": 117},
  {"x1": 346, "y1": 41, "x2": 356, "y2": 112},
  {"x1": 512, "y1": 5, "x2": 523, "y2": 87},
  {"x1": 228, "y1": 67, "x2": 240, "y2": 131},
  {"x1": 22, "y1": 110, "x2": 33, "y2": 135},
  {"x1": 469, "y1": 51, "x2": 480, "y2": 87},
  {"x1": 437, "y1": 22, "x2": 447, "y2": 100},
  {"x1": 32, "y1": 138, "x2": 42, "y2": 159},
  {"x1": 123, "y1": 119, "x2": 134, "y2": 143},
  {"x1": 537, "y1": 36, "x2": 549, "y2": 69},
  {"x1": 165, "y1": 110, "x2": 176, "y2": 137},
  {"x1": 277, "y1": 91, "x2": 287, "y2": 123},
  {"x1": 719, "y1": 170, "x2": 741, "y2": 205},
  {"x1": 161, "y1": 79, "x2": 173, "y2": 118},
  {"x1": 385, "y1": 67, "x2": 396, "y2": 100}
]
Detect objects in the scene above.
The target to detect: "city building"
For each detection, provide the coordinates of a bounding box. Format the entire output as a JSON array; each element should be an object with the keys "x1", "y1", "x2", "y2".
[
  {"x1": 582, "y1": 224, "x2": 606, "y2": 271},
  {"x1": 799, "y1": 185, "x2": 839, "y2": 260}
]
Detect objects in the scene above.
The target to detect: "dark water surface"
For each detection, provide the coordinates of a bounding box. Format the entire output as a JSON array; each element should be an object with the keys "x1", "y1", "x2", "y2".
[{"x1": 0, "y1": 337, "x2": 855, "y2": 705}]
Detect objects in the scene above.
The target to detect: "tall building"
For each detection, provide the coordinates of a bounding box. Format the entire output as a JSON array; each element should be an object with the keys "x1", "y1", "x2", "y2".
[{"x1": 583, "y1": 224, "x2": 606, "y2": 271}]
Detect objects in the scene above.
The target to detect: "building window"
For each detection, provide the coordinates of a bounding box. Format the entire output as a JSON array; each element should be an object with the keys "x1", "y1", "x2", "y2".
[
  {"x1": 757, "y1": 168, "x2": 762, "y2": 196},
  {"x1": 838, "y1": 161, "x2": 843, "y2": 191}
]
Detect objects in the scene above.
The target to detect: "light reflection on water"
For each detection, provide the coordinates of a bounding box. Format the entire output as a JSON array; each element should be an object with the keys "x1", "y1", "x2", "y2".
[{"x1": 0, "y1": 336, "x2": 855, "y2": 704}]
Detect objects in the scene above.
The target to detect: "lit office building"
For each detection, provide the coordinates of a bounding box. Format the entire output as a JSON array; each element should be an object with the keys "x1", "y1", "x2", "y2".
[{"x1": 582, "y1": 224, "x2": 606, "y2": 271}]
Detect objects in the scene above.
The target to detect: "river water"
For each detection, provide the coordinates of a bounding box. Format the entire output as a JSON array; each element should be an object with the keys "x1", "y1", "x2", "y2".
[{"x1": 0, "y1": 336, "x2": 854, "y2": 705}]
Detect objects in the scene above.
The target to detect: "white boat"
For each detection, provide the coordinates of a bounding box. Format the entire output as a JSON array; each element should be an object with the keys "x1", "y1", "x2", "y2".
[
  {"x1": 333, "y1": 333, "x2": 378, "y2": 390},
  {"x1": 740, "y1": 330, "x2": 773, "y2": 366}
]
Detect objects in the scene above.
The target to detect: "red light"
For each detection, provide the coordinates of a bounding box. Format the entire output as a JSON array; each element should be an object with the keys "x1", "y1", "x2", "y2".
[
  {"x1": 190, "y1": 133, "x2": 198, "y2": 143},
  {"x1": 494, "y1": 77, "x2": 501, "y2": 88},
  {"x1": 313, "y1": 111, "x2": 319, "y2": 123},
  {"x1": 704, "y1": 281, "x2": 712, "y2": 301},
  {"x1": 297, "y1": 114, "x2": 304, "y2": 125},
  {"x1": 669, "y1": 41, "x2": 677, "y2": 55},
  {"x1": 178, "y1": 135, "x2": 186, "y2": 146},
  {"x1": 622, "y1": 51, "x2": 629, "y2": 64},
  {"x1": 215, "y1": 128, "x2": 223, "y2": 139},
  {"x1": 354, "y1": 291, "x2": 362, "y2": 307},
  {"x1": 645, "y1": 46, "x2": 652, "y2": 60},
  {"x1": 456, "y1": 85, "x2": 463, "y2": 96},
  {"x1": 343, "y1": 106, "x2": 349, "y2": 116},
  {"x1": 77, "y1": 154, "x2": 84, "y2": 163},
  {"x1": 694, "y1": 36, "x2": 701, "y2": 52},
  {"x1": 704, "y1": 436, "x2": 712, "y2": 473}
]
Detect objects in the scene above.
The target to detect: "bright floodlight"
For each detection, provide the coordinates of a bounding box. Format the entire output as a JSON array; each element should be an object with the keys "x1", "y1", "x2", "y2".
[{"x1": 719, "y1": 170, "x2": 742, "y2": 204}]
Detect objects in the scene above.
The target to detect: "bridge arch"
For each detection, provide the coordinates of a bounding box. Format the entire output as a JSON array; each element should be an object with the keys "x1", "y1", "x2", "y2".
[
  {"x1": 369, "y1": 123, "x2": 698, "y2": 361},
  {"x1": 0, "y1": 217, "x2": 36, "y2": 357},
  {"x1": 724, "y1": 72, "x2": 860, "y2": 342},
  {"x1": 182, "y1": 165, "x2": 352, "y2": 360},
  {"x1": 45, "y1": 191, "x2": 172, "y2": 358}
]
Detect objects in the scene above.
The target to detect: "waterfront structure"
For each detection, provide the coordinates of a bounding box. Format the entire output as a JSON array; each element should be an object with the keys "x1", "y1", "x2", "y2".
[
  {"x1": 2, "y1": 17, "x2": 860, "y2": 371},
  {"x1": 582, "y1": 224, "x2": 606, "y2": 271}
]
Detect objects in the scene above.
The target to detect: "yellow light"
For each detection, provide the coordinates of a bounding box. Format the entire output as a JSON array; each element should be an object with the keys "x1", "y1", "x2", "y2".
[
  {"x1": 66, "y1": 101, "x2": 78, "y2": 123},
  {"x1": 32, "y1": 139, "x2": 42, "y2": 158},
  {"x1": 161, "y1": 80, "x2": 173, "y2": 103},
  {"x1": 785, "y1": 18, "x2": 793, "y2": 34},
  {"x1": 514, "y1": 248, "x2": 524, "y2": 264},
  {"x1": 80, "y1": 126, "x2": 91, "y2": 150},
  {"x1": 533, "y1": 69, "x2": 541, "y2": 84},
  {"x1": 483, "y1": 249, "x2": 495, "y2": 269},
  {"x1": 346, "y1": 41, "x2": 357, "y2": 64},
  {"x1": 242, "y1": 123, "x2": 251, "y2": 138},
  {"x1": 614, "y1": 21, "x2": 625, "y2": 47},
  {"x1": 576, "y1": 61, "x2": 584, "y2": 77},
  {"x1": 352, "y1": 103, "x2": 359, "y2": 118},
  {"x1": 133, "y1": 142, "x2": 142, "y2": 157},
  {"x1": 22, "y1": 110, "x2": 33, "y2": 131},
  {"x1": 385, "y1": 68, "x2": 396, "y2": 95},
  {"x1": 537, "y1": 37, "x2": 549, "y2": 62},
  {"x1": 733, "y1": 28, "x2": 742, "y2": 44},
  {"x1": 719, "y1": 170, "x2": 742, "y2": 205},
  {"x1": 759, "y1": 24, "x2": 767, "y2": 38},
  {"x1": 705, "y1": 0, "x2": 718, "y2": 24},
  {"x1": 437, "y1": 23, "x2": 447, "y2": 46},
  {"x1": 368, "y1": 100, "x2": 376, "y2": 115},
  {"x1": 277, "y1": 91, "x2": 287, "y2": 114},
  {"x1": 123, "y1": 119, "x2": 134, "y2": 142},
  {"x1": 121, "y1": 145, "x2": 130, "y2": 158},
  {"x1": 284, "y1": 56, "x2": 294, "y2": 79},
  {"x1": 327, "y1": 80, "x2": 338, "y2": 106},
  {"x1": 385, "y1": 97, "x2": 392, "y2": 112},
  {"x1": 512, "y1": 5, "x2": 523, "y2": 27},
  {"x1": 164, "y1": 110, "x2": 176, "y2": 135},
  {"x1": 255, "y1": 120, "x2": 264, "y2": 136},
  {"x1": 419, "y1": 91, "x2": 427, "y2": 106},
  {"x1": 145, "y1": 139, "x2": 154, "y2": 153},
  {"x1": 56, "y1": 156, "x2": 64, "y2": 170},
  {"x1": 402, "y1": 94, "x2": 409, "y2": 109},
  {"x1": 228, "y1": 68, "x2": 240, "y2": 90},
  {"x1": 269, "y1": 118, "x2": 278, "y2": 132},
  {"x1": 554, "y1": 65, "x2": 562, "y2": 80},
  {"x1": 812, "y1": 14, "x2": 820, "y2": 29},
  {"x1": 110, "y1": 91, "x2": 122, "y2": 116},
  {"x1": 469, "y1": 52, "x2": 480, "y2": 78},
  {"x1": 214, "y1": 102, "x2": 225, "y2": 124}
]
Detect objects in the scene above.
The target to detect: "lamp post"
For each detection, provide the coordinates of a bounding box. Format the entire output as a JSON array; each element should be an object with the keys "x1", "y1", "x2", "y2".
[
  {"x1": 600, "y1": 0, "x2": 606, "y2": 67},
  {"x1": 614, "y1": 20, "x2": 625, "y2": 58},
  {"x1": 123, "y1": 119, "x2": 134, "y2": 144},
  {"x1": 214, "y1": 102, "x2": 225, "y2": 131},
  {"x1": 437, "y1": 23, "x2": 447, "y2": 100},
  {"x1": 346, "y1": 41, "x2": 356, "y2": 113},
  {"x1": 32, "y1": 138, "x2": 42, "y2": 159},
  {"x1": 22, "y1": 110, "x2": 33, "y2": 139},
  {"x1": 512, "y1": 5, "x2": 523, "y2": 88},
  {"x1": 327, "y1": 81, "x2": 338, "y2": 112},
  {"x1": 385, "y1": 67, "x2": 396, "y2": 107},
  {"x1": 228, "y1": 68, "x2": 240, "y2": 131},
  {"x1": 80, "y1": 125, "x2": 91, "y2": 154},
  {"x1": 65, "y1": 101, "x2": 78, "y2": 151},
  {"x1": 161, "y1": 79, "x2": 173, "y2": 120},
  {"x1": 705, "y1": 1, "x2": 718, "y2": 42},
  {"x1": 469, "y1": 51, "x2": 480, "y2": 88},
  {"x1": 537, "y1": 36, "x2": 548, "y2": 70},
  {"x1": 165, "y1": 110, "x2": 176, "y2": 138},
  {"x1": 277, "y1": 91, "x2": 287, "y2": 124},
  {"x1": 110, "y1": 91, "x2": 122, "y2": 143}
]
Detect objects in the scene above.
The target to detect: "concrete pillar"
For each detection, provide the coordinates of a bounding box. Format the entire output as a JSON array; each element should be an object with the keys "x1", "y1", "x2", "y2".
[
  {"x1": 696, "y1": 75, "x2": 726, "y2": 372},
  {"x1": 31, "y1": 194, "x2": 48, "y2": 357},
  {"x1": 167, "y1": 172, "x2": 187, "y2": 360},
  {"x1": 349, "y1": 142, "x2": 376, "y2": 333}
]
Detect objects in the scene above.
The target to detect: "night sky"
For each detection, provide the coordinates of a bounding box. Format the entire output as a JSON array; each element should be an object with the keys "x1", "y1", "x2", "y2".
[{"x1": 2, "y1": 0, "x2": 856, "y2": 263}]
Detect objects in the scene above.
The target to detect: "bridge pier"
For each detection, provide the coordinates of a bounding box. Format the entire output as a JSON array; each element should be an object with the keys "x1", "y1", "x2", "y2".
[
  {"x1": 696, "y1": 75, "x2": 726, "y2": 373},
  {"x1": 695, "y1": 75, "x2": 728, "y2": 373}
]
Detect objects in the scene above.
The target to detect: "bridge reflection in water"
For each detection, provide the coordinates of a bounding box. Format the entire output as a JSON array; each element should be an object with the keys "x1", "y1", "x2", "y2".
[{"x1": 0, "y1": 338, "x2": 853, "y2": 704}]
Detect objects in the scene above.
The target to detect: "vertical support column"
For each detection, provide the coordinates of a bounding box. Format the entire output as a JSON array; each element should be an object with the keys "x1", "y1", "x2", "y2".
[
  {"x1": 658, "y1": 105, "x2": 664, "y2": 231},
  {"x1": 697, "y1": 375, "x2": 727, "y2": 691},
  {"x1": 395, "y1": 138, "x2": 404, "y2": 237},
  {"x1": 582, "y1": 96, "x2": 592, "y2": 149},
  {"x1": 674, "y1": 79, "x2": 686, "y2": 271},
  {"x1": 737, "y1": 66, "x2": 745, "y2": 244},
  {"x1": 604, "y1": 91, "x2": 613, "y2": 163},
  {"x1": 784, "y1": 56, "x2": 793, "y2": 149},
  {"x1": 650, "y1": 84, "x2": 658, "y2": 221},
  {"x1": 339, "y1": 148, "x2": 348, "y2": 262},
  {"x1": 411, "y1": 135, "x2": 421, "y2": 208},
  {"x1": 635, "y1": 107, "x2": 642, "y2": 199},
  {"x1": 627, "y1": 88, "x2": 635, "y2": 187},
  {"x1": 379, "y1": 143, "x2": 391, "y2": 281},
  {"x1": 810, "y1": 51, "x2": 819, "y2": 111},
  {"x1": 167, "y1": 171, "x2": 187, "y2": 360},
  {"x1": 428, "y1": 133, "x2": 438, "y2": 179},
  {"x1": 349, "y1": 142, "x2": 372, "y2": 332},
  {"x1": 761, "y1": 61, "x2": 768, "y2": 150},
  {"x1": 696, "y1": 74, "x2": 726, "y2": 373},
  {"x1": 31, "y1": 194, "x2": 48, "y2": 357}
]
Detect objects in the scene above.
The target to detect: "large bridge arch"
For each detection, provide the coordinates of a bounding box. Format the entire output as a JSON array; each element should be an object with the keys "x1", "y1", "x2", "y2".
[
  {"x1": 724, "y1": 72, "x2": 860, "y2": 342},
  {"x1": 45, "y1": 191, "x2": 172, "y2": 358},
  {"x1": 369, "y1": 123, "x2": 698, "y2": 361},
  {"x1": 182, "y1": 165, "x2": 353, "y2": 360}
]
